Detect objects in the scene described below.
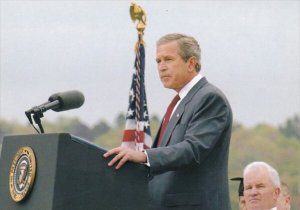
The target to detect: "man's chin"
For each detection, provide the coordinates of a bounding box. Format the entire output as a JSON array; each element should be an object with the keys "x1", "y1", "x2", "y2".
[
  {"x1": 162, "y1": 84, "x2": 173, "y2": 90},
  {"x1": 247, "y1": 201, "x2": 262, "y2": 210}
]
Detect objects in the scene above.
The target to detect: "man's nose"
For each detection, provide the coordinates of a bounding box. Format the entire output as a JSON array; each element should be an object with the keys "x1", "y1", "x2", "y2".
[
  {"x1": 158, "y1": 61, "x2": 167, "y2": 71},
  {"x1": 249, "y1": 188, "x2": 259, "y2": 195}
]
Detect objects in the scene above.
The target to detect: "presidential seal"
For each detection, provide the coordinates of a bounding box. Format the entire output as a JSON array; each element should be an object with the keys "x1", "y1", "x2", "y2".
[{"x1": 9, "y1": 146, "x2": 36, "y2": 202}]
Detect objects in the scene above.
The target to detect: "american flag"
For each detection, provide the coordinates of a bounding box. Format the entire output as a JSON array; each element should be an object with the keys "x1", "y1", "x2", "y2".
[{"x1": 122, "y1": 40, "x2": 152, "y2": 151}]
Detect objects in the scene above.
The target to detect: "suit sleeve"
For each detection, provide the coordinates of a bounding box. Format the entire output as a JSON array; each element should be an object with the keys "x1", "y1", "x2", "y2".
[{"x1": 146, "y1": 90, "x2": 232, "y2": 176}]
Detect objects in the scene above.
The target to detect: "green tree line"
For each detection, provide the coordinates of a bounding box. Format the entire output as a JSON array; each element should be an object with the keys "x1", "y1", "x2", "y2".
[{"x1": 0, "y1": 113, "x2": 299, "y2": 209}]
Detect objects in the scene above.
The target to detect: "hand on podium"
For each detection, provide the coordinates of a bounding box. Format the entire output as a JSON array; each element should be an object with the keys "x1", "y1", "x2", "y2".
[{"x1": 103, "y1": 147, "x2": 147, "y2": 170}]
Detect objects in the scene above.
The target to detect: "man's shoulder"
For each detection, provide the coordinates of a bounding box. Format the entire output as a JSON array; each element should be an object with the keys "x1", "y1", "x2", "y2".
[
  {"x1": 195, "y1": 78, "x2": 228, "y2": 99},
  {"x1": 192, "y1": 78, "x2": 232, "y2": 113}
]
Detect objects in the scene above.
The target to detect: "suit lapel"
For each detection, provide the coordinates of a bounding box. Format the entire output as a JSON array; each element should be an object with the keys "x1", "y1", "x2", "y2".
[{"x1": 159, "y1": 77, "x2": 208, "y2": 147}]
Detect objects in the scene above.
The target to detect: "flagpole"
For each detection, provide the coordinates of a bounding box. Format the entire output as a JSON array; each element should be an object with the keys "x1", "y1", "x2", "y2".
[
  {"x1": 122, "y1": 2, "x2": 152, "y2": 151},
  {"x1": 131, "y1": 1, "x2": 146, "y2": 151}
]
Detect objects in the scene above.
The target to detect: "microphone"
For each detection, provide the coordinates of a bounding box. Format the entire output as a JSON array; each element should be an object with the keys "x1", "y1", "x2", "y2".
[
  {"x1": 25, "y1": 90, "x2": 85, "y2": 134},
  {"x1": 25, "y1": 90, "x2": 85, "y2": 114},
  {"x1": 48, "y1": 90, "x2": 85, "y2": 112}
]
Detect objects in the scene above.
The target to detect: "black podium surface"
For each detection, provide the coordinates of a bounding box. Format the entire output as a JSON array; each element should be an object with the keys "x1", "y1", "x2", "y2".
[{"x1": 0, "y1": 133, "x2": 149, "y2": 210}]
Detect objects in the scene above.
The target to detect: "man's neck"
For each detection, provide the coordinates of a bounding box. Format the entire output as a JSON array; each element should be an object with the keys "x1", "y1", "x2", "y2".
[{"x1": 178, "y1": 73, "x2": 203, "y2": 99}]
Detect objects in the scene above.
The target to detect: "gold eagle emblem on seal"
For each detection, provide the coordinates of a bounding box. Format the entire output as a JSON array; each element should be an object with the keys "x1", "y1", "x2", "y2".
[{"x1": 9, "y1": 146, "x2": 37, "y2": 202}]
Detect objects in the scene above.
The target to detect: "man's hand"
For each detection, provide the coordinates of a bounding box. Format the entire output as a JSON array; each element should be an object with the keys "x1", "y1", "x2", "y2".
[{"x1": 103, "y1": 147, "x2": 147, "y2": 170}]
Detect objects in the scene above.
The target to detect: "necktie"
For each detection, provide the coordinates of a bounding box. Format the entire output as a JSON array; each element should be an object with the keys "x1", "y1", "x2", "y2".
[{"x1": 157, "y1": 94, "x2": 180, "y2": 147}]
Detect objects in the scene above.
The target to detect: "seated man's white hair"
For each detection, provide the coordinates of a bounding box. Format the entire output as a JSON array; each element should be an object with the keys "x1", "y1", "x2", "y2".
[{"x1": 243, "y1": 161, "x2": 280, "y2": 188}]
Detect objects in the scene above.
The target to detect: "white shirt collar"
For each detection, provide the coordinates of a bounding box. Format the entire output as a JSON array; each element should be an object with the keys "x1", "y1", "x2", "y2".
[
  {"x1": 170, "y1": 73, "x2": 203, "y2": 117},
  {"x1": 178, "y1": 73, "x2": 203, "y2": 100}
]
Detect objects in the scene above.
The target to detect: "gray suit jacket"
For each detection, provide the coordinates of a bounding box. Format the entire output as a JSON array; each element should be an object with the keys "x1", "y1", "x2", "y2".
[{"x1": 146, "y1": 77, "x2": 232, "y2": 210}]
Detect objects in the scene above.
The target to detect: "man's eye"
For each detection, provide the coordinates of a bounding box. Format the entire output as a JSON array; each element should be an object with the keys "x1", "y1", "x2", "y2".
[
  {"x1": 245, "y1": 186, "x2": 251, "y2": 190},
  {"x1": 257, "y1": 185, "x2": 264, "y2": 189}
]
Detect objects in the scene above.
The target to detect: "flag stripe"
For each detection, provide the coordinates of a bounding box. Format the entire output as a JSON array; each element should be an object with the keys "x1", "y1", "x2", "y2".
[{"x1": 123, "y1": 130, "x2": 145, "y2": 143}]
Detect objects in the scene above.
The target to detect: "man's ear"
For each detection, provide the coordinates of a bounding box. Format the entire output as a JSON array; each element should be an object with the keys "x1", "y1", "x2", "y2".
[
  {"x1": 273, "y1": 187, "x2": 281, "y2": 200},
  {"x1": 285, "y1": 194, "x2": 291, "y2": 205},
  {"x1": 187, "y1": 56, "x2": 197, "y2": 72}
]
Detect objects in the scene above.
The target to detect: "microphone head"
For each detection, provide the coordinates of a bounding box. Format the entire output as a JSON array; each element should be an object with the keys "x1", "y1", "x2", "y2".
[{"x1": 48, "y1": 90, "x2": 85, "y2": 112}]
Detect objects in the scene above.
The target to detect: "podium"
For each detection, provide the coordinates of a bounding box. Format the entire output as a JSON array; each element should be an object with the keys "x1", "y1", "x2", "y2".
[{"x1": 0, "y1": 133, "x2": 149, "y2": 210}]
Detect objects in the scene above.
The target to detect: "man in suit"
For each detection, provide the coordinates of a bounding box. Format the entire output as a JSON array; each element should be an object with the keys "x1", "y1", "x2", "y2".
[
  {"x1": 104, "y1": 33, "x2": 233, "y2": 209},
  {"x1": 243, "y1": 161, "x2": 281, "y2": 210}
]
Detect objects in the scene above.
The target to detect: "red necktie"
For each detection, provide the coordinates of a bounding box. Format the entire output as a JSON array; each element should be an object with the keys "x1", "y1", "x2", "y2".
[{"x1": 157, "y1": 94, "x2": 180, "y2": 147}]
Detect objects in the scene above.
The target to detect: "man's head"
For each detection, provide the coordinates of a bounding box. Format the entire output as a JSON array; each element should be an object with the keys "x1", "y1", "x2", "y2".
[
  {"x1": 157, "y1": 33, "x2": 201, "y2": 72},
  {"x1": 156, "y1": 33, "x2": 201, "y2": 92},
  {"x1": 277, "y1": 181, "x2": 291, "y2": 210},
  {"x1": 243, "y1": 161, "x2": 281, "y2": 210}
]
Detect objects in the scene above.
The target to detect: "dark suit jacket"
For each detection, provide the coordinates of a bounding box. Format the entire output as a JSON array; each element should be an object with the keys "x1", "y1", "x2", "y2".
[{"x1": 146, "y1": 77, "x2": 232, "y2": 210}]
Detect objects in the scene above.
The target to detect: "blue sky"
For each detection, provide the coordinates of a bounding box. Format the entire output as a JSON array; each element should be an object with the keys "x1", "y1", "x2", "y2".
[{"x1": 0, "y1": 0, "x2": 299, "y2": 127}]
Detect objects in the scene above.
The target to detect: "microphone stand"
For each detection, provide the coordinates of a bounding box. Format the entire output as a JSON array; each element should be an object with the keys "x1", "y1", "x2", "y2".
[
  {"x1": 33, "y1": 110, "x2": 45, "y2": 134},
  {"x1": 25, "y1": 109, "x2": 45, "y2": 134}
]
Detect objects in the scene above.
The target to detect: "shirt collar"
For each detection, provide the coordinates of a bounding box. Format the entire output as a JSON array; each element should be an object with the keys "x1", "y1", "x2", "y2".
[{"x1": 178, "y1": 73, "x2": 203, "y2": 100}]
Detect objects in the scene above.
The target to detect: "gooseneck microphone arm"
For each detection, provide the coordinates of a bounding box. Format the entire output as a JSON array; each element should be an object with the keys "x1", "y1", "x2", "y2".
[
  {"x1": 25, "y1": 100, "x2": 61, "y2": 133},
  {"x1": 25, "y1": 99, "x2": 62, "y2": 134},
  {"x1": 25, "y1": 90, "x2": 85, "y2": 134}
]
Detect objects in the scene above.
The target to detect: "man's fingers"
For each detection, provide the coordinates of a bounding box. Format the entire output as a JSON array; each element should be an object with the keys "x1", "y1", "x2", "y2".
[
  {"x1": 103, "y1": 147, "x2": 138, "y2": 169},
  {"x1": 107, "y1": 151, "x2": 125, "y2": 166},
  {"x1": 115, "y1": 155, "x2": 129, "y2": 170},
  {"x1": 103, "y1": 147, "x2": 121, "y2": 158}
]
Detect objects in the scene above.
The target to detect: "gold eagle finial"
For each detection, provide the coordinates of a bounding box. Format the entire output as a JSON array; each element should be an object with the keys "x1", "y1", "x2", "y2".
[{"x1": 130, "y1": 1, "x2": 147, "y2": 34}]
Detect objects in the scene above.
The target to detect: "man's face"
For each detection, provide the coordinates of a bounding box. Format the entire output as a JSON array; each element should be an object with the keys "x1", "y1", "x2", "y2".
[
  {"x1": 244, "y1": 168, "x2": 280, "y2": 210},
  {"x1": 156, "y1": 41, "x2": 195, "y2": 92}
]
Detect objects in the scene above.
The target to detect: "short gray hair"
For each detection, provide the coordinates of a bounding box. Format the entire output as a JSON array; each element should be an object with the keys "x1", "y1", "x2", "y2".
[
  {"x1": 243, "y1": 161, "x2": 281, "y2": 188},
  {"x1": 157, "y1": 33, "x2": 201, "y2": 72}
]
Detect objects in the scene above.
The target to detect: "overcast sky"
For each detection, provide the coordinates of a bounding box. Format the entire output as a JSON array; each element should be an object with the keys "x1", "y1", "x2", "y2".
[{"x1": 0, "y1": 0, "x2": 299, "y2": 128}]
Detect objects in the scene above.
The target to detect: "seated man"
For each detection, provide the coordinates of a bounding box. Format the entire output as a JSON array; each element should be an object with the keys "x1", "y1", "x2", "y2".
[{"x1": 243, "y1": 161, "x2": 281, "y2": 210}]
